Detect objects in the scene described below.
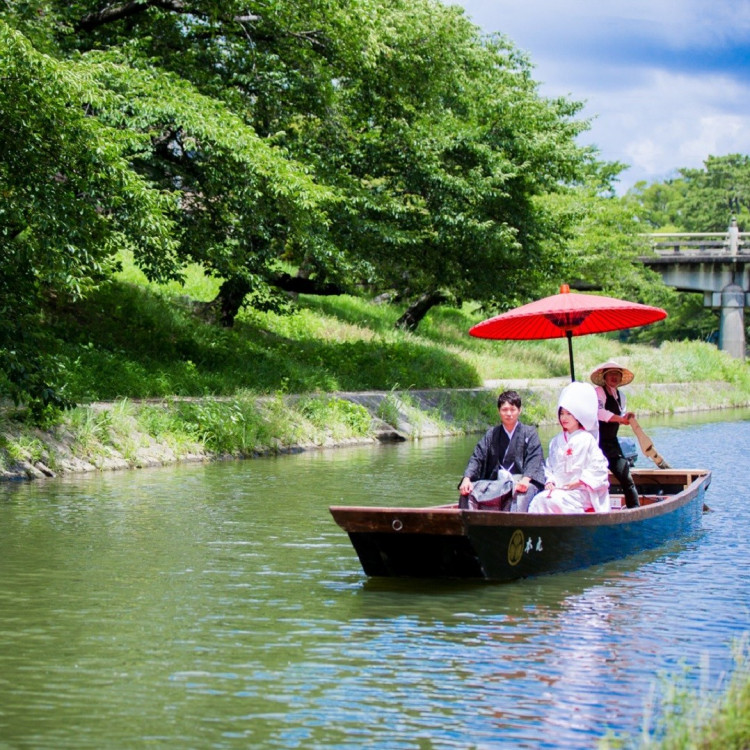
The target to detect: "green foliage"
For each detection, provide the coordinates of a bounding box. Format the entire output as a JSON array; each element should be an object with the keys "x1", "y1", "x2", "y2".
[
  {"x1": 174, "y1": 397, "x2": 276, "y2": 456},
  {"x1": 0, "y1": 21, "x2": 178, "y2": 414},
  {"x1": 3, "y1": 435, "x2": 47, "y2": 465},
  {"x1": 308, "y1": 338, "x2": 480, "y2": 390},
  {"x1": 626, "y1": 154, "x2": 750, "y2": 232},
  {"x1": 68, "y1": 407, "x2": 113, "y2": 455},
  {"x1": 308, "y1": 12, "x2": 599, "y2": 311},
  {"x1": 627, "y1": 292, "x2": 719, "y2": 345},
  {"x1": 678, "y1": 154, "x2": 750, "y2": 232},
  {"x1": 104, "y1": 399, "x2": 148, "y2": 462},
  {"x1": 39, "y1": 280, "x2": 486, "y2": 402},
  {"x1": 544, "y1": 179, "x2": 666, "y2": 303},
  {"x1": 137, "y1": 403, "x2": 200, "y2": 456},
  {"x1": 1, "y1": 0, "x2": 625, "y2": 418},
  {"x1": 297, "y1": 396, "x2": 372, "y2": 439},
  {"x1": 376, "y1": 390, "x2": 404, "y2": 429},
  {"x1": 635, "y1": 340, "x2": 750, "y2": 389}
]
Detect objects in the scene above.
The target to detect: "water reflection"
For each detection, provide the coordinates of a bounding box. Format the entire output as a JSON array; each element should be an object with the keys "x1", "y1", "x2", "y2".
[{"x1": 0, "y1": 412, "x2": 749, "y2": 748}]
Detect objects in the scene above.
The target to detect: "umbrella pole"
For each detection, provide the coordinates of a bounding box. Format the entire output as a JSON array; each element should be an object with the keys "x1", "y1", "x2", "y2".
[{"x1": 566, "y1": 330, "x2": 575, "y2": 381}]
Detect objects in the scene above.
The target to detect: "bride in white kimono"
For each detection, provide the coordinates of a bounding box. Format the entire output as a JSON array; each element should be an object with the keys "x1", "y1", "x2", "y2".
[{"x1": 529, "y1": 381, "x2": 610, "y2": 514}]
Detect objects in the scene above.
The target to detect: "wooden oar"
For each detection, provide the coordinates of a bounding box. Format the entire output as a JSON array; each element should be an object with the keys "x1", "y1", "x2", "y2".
[{"x1": 629, "y1": 417, "x2": 671, "y2": 469}]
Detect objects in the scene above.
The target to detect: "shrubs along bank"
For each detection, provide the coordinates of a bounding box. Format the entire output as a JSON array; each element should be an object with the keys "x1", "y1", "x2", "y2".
[
  {"x1": 2, "y1": 375, "x2": 749, "y2": 481},
  {"x1": 0, "y1": 388, "x2": 500, "y2": 480},
  {"x1": 2, "y1": 262, "x2": 750, "y2": 480}
]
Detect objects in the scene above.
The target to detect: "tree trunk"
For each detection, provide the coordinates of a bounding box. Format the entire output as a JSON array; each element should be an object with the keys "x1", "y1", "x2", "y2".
[
  {"x1": 395, "y1": 290, "x2": 449, "y2": 332},
  {"x1": 216, "y1": 276, "x2": 251, "y2": 327},
  {"x1": 210, "y1": 274, "x2": 344, "y2": 327}
]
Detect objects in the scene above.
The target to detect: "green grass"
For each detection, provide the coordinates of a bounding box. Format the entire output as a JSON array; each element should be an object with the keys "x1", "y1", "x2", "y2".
[
  {"x1": 47, "y1": 280, "x2": 484, "y2": 401},
  {"x1": 600, "y1": 639, "x2": 750, "y2": 749},
  {"x1": 35, "y1": 251, "x2": 749, "y2": 405},
  {"x1": 0, "y1": 251, "x2": 747, "y2": 476}
]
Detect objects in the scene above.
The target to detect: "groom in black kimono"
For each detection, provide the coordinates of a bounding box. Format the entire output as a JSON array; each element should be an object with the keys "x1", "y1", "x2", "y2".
[{"x1": 458, "y1": 390, "x2": 545, "y2": 512}]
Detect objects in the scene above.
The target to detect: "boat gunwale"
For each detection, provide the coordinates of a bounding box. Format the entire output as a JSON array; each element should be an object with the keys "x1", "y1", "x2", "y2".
[{"x1": 329, "y1": 468, "x2": 711, "y2": 532}]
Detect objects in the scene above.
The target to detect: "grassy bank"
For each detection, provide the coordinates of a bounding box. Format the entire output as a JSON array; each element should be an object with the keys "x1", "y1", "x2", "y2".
[{"x1": 2, "y1": 255, "x2": 750, "y2": 478}]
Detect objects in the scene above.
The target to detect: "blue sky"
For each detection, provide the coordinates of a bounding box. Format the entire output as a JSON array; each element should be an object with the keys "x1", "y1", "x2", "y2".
[{"x1": 447, "y1": 0, "x2": 750, "y2": 193}]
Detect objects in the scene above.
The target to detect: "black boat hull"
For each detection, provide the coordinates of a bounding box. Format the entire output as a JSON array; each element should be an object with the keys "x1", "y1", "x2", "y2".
[{"x1": 330, "y1": 469, "x2": 710, "y2": 581}]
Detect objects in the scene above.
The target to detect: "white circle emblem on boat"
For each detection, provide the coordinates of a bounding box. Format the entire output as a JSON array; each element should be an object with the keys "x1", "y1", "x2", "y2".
[{"x1": 392, "y1": 519, "x2": 403, "y2": 531}]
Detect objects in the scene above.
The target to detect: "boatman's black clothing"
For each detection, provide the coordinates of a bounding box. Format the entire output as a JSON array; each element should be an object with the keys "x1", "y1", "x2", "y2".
[{"x1": 596, "y1": 387, "x2": 640, "y2": 509}]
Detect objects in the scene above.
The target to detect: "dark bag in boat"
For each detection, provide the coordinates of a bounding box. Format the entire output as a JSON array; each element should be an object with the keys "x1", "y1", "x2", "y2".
[{"x1": 459, "y1": 469, "x2": 514, "y2": 511}]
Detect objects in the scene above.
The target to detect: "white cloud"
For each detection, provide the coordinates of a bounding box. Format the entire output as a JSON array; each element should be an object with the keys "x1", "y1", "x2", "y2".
[
  {"x1": 681, "y1": 116, "x2": 747, "y2": 160},
  {"x1": 584, "y1": 70, "x2": 750, "y2": 187},
  {"x1": 455, "y1": 0, "x2": 750, "y2": 50},
  {"x1": 447, "y1": 0, "x2": 750, "y2": 192}
]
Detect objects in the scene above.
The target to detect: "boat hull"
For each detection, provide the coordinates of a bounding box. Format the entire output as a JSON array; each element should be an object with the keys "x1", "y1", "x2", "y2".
[{"x1": 329, "y1": 469, "x2": 711, "y2": 581}]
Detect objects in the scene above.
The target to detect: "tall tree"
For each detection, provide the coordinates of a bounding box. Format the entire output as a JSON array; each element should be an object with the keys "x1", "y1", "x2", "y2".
[
  {"x1": 278, "y1": 6, "x2": 601, "y2": 326},
  {"x1": 15, "y1": 0, "x2": 604, "y2": 319},
  {"x1": 0, "y1": 22, "x2": 180, "y2": 413},
  {"x1": 678, "y1": 154, "x2": 750, "y2": 232},
  {"x1": 1, "y1": 0, "x2": 633, "y2": 412}
]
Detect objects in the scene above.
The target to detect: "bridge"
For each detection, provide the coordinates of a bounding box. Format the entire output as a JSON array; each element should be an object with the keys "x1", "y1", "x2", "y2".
[{"x1": 641, "y1": 219, "x2": 750, "y2": 359}]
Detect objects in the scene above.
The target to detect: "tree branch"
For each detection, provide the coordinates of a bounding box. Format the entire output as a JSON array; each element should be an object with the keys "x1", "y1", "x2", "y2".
[
  {"x1": 270, "y1": 272, "x2": 344, "y2": 296},
  {"x1": 77, "y1": 0, "x2": 177, "y2": 31},
  {"x1": 76, "y1": 0, "x2": 260, "y2": 32},
  {"x1": 75, "y1": 1, "x2": 328, "y2": 53}
]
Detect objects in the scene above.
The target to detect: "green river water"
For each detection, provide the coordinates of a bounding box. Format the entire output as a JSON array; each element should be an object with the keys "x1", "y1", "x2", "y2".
[{"x1": 1, "y1": 410, "x2": 749, "y2": 748}]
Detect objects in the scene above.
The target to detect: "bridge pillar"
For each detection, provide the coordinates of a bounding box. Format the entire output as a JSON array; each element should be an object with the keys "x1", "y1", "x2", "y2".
[{"x1": 718, "y1": 283, "x2": 746, "y2": 360}]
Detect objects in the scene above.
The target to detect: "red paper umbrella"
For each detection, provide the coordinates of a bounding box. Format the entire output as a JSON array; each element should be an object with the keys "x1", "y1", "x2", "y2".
[{"x1": 469, "y1": 285, "x2": 667, "y2": 381}]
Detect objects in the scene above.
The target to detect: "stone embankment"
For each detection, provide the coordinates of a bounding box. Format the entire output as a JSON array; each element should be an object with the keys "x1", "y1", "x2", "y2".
[
  {"x1": 341, "y1": 378, "x2": 742, "y2": 441},
  {"x1": 2, "y1": 379, "x2": 745, "y2": 481}
]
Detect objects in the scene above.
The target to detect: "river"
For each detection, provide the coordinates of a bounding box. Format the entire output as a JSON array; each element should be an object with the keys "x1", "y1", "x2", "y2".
[{"x1": 1, "y1": 410, "x2": 749, "y2": 748}]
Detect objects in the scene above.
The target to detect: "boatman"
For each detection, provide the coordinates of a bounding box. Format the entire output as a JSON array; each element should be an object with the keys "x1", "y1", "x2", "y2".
[
  {"x1": 458, "y1": 390, "x2": 545, "y2": 511},
  {"x1": 590, "y1": 361, "x2": 640, "y2": 509}
]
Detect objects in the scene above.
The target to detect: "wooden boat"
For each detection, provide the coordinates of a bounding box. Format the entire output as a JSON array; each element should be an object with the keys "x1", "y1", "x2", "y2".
[{"x1": 329, "y1": 468, "x2": 711, "y2": 581}]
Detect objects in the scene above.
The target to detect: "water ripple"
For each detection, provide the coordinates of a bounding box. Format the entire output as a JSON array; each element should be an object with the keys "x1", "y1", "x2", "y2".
[{"x1": 0, "y1": 413, "x2": 749, "y2": 747}]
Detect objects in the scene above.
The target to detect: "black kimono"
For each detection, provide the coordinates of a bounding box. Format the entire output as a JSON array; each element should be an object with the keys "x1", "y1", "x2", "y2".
[{"x1": 462, "y1": 422, "x2": 545, "y2": 510}]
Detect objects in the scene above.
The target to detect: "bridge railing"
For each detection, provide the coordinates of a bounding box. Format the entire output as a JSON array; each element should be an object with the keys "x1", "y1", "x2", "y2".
[{"x1": 643, "y1": 223, "x2": 750, "y2": 257}]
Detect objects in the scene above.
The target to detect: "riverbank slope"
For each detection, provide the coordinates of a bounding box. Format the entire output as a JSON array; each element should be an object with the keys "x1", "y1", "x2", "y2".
[{"x1": 3, "y1": 377, "x2": 748, "y2": 481}]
